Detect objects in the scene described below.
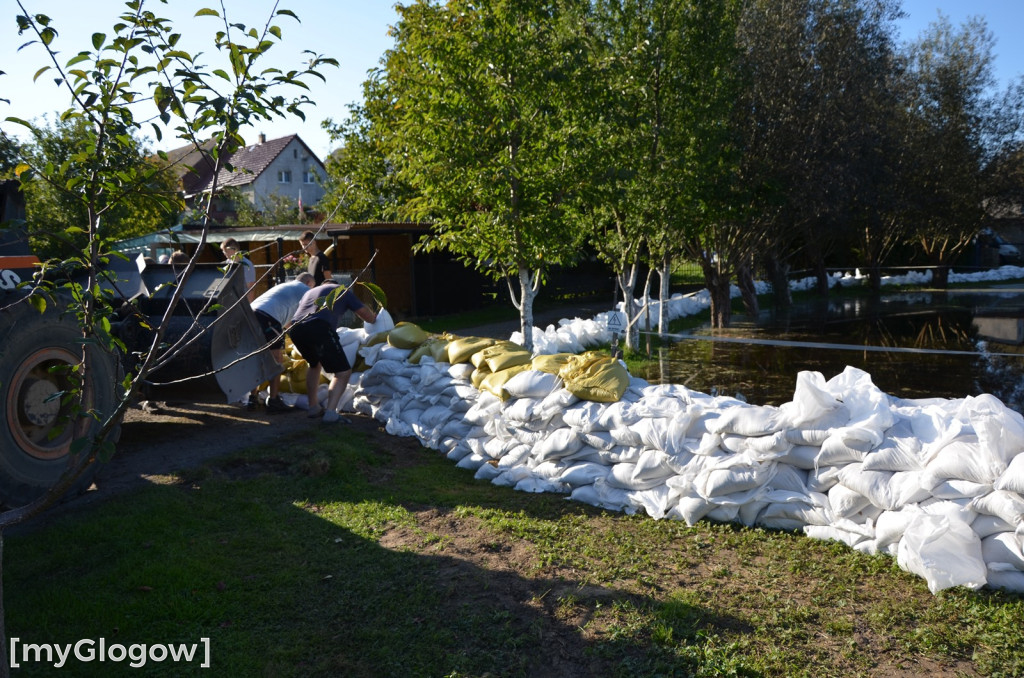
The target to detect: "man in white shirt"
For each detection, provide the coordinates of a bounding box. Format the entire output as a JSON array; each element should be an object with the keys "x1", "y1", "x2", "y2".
[{"x1": 247, "y1": 272, "x2": 315, "y2": 412}]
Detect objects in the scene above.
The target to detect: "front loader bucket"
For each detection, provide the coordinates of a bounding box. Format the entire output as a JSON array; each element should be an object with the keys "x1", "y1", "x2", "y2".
[{"x1": 134, "y1": 263, "x2": 280, "y2": 402}]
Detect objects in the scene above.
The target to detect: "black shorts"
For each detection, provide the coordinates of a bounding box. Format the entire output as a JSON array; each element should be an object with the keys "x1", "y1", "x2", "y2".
[
  {"x1": 255, "y1": 310, "x2": 285, "y2": 350},
  {"x1": 288, "y1": 318, "x2": 351, "y2": 373}
]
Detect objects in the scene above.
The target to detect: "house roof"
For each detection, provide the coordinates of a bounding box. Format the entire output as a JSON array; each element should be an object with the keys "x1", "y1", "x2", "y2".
[{"x1": 164, "y1": 134, "x2": 326, "y2": 197}]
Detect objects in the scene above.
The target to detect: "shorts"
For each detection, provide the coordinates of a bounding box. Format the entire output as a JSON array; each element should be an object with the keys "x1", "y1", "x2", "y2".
[
  {"x1": 255, "y1": 310, "x2": 285, "y2": 350},
  {"x1": 288, "y1": 318, "x2": 351, "y2": 374}
]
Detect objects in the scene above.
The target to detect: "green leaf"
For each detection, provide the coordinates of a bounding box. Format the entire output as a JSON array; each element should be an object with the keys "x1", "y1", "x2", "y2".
[
  {"x1": 28, "y1": 294, "x2": 47, "y2": 314},
  {"x1": 32, "y1": 65, "x2": 51, "y2": 82},
  {"x1": 194, "y1": 8, "x2": 220, "y2": 18},
  {"x1": 91, "y1": 32, "x2": 106, "y2": 50},
  {"x1": 357, "y1": 281, "x2": 388, "y2": 309}
]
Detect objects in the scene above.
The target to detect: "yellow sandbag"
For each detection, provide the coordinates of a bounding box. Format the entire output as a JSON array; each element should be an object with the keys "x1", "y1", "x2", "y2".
[
  {"x1": 471, "y1": 364, "x2": 492, "y2": 388},
  {"x1": 479, "y1": 363, "x2": 533, "y2": 401},
  {"x1": 480, "y1": 343, "x2": 532, "y2": 373},
  {"x1": 280, "y1": 357, "x2": 309, "y2": 393},
  {"x1": 408, "y1": 337, "x2": 440, "y2": 364},
  {"x1": 430, "y1": 335, "x2": 453, "y2": 363},
  {"x1": 470, "y1": 340, "x2": 520, "y2": 369},
  {"x1": 448, "y1": 336, "x2": 496, "y2": 365},
  {"x1": 558, "y1": 352, "x2": 630, "y2": 403},
  {"x1": 365, "y1": 330, "x2": 391, "y2": 347},
  {"x1": 387, "y1": 322, "x2": 429, "y2": 349},
  {"x1": 531, "y1": 352, "x2": 575, "y2": 374}
]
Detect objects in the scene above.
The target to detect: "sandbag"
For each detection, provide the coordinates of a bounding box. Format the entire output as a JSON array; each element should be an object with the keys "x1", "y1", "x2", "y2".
[
  {"x1": 531, "y1": 352, "x2": 577, "y2": 374},
  {"x1": 896, "y1": 513, "x2": 987, "y2": 594},
  {"x1": 448, "y1": 336, "x2": 497, "y2": 365},
  {"x1": 479, "y1": 363, "x2": 533, "y2": 401},
  {"x1": 388, "y1": 322, "x2": 430, "y2": 349},
  {"x1": 559, "y1": 352, "x2": 630, "y2": 403}
]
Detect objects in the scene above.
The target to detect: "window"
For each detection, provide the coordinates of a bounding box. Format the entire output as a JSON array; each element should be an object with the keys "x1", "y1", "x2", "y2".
[
  {"x1": 277, "y1": 170, "x2": 291, "y2": 184},
  {"x1": 303, "y1": 170, "x2": 317, "y2": 184}
]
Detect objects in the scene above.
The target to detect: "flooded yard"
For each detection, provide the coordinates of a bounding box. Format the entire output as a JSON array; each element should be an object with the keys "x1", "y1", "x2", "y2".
[{"x1": 636, "y1": 286, "x2": 1024, "y2": 412}]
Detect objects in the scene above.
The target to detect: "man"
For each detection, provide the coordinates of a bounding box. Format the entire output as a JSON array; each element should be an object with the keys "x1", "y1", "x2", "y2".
[
  {"x1": 222, "y1": 237, "x2": 256, "y2": 302},
  {"x1": 247, "y1": 272, "x2": 316, "y2": 412},
  {"x1": 299, "y1": 230, "x2": 332, "y2": 285},
  {"x1": 289, "y1": 281, "x2": 377, "y2": 423}
]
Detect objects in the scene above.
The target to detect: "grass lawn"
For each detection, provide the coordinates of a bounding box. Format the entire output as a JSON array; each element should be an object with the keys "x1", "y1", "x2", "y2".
[{"x1": 4, "y1": 423, "x2": 1023, "y2": 677}]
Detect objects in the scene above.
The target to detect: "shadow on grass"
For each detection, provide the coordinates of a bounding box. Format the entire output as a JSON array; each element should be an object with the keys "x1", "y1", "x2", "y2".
[{"x1": 3, "y1": 427, "x2": 751, "y2": 678}]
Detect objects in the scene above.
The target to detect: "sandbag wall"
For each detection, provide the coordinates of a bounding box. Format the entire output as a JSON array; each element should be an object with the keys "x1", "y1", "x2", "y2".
[{"x1": 345, "y1": 333, "x2": 1024, "y2": 596}]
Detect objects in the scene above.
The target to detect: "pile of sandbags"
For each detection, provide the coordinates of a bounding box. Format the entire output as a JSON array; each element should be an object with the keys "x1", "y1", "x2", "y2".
[{"x1": 341, "y1": 326, "x2": 1024, "y2": 596}]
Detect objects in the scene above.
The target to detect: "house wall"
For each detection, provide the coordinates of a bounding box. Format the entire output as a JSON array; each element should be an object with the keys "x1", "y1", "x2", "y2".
[{"x1": 251, "y1": 138, "x2": 326, "y2": 210}]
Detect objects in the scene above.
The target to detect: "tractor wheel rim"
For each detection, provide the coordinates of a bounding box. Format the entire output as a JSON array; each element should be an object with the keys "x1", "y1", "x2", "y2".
[{"x1": 6, "y1": 347, "x2": 78, "y2": 461}]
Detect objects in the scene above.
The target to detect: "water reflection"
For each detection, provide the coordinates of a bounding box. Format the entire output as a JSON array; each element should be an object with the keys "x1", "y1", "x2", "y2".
[{"x1": 639, "y1": 289, "x2": 1024, "y2": 413}]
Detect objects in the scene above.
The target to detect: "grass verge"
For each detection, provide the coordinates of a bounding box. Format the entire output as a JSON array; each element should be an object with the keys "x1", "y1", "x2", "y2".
[{"x1": 4, "y1": 425, "x2": 1023, "y2": 677}]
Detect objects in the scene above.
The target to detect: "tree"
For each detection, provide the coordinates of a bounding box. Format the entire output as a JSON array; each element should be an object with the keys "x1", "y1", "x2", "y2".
[
  {"x1": 380, "y1": 0, "x2": 593, "y2": 352},
  {"x1": 0, "y1": 2, "x2": 335, "y2": 673},
  {"x1": 320, "y1": 75, "x2": 413, "y2": 223},
  {"x1": 18, "y1": 116, "x2": 181, "y2": 259},
  {"x1": 222, "y1": 186, "x2": 300, "y2": 227},
  {"x1": 899, "y1": 13, "x2": 1015, "y2": 287}
]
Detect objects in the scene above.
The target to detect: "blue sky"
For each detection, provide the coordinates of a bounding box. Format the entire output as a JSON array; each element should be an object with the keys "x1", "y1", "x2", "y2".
[{"x1": 1, "y1": 1, "x2": 1022, "y2": 163}]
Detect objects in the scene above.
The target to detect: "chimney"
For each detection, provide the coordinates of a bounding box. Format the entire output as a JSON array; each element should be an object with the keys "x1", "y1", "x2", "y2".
[{"x1": 258, "y1": 133, "x2": 266, "y2": 144}]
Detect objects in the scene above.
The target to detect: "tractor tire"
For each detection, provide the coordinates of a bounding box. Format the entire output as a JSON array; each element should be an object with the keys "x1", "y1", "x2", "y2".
[{"x1": 0, "y1": 298, "x2": 123, "y2": 508}]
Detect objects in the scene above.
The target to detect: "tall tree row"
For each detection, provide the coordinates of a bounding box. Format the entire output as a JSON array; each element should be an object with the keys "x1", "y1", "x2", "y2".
[{"x1": 320, "y1": 0, "x2": 1024, "y2": 336}]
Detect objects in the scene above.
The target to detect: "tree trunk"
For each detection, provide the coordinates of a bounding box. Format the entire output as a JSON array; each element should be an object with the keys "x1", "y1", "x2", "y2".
[
  {"x1": 867, "y1": 262, "x2": 882, "y2": 296},
  {"x1": 932, "y1": 263, "x2": 950, "y2": 289},
  {"x1": 703, "y1": 267, "x2": 732, "y2": 328},
  {"x1": 658, "y1": 255, "x2": 671, "y2": 336},
  {"x1": 518, "y1": 267, "x2": 538, "y2": 353},
  {"x1": 814, "y1": 258, "x2": 830, "y2": 298},
  {"x1": 766, "y1": 256, "x2": 792, "y2": 310},
  {"x1": 616, "y1": 264, "x2": 639, "y2": 352},
  {"x1": 737, "y1": 262, "x2": 759, "y2": 317}
]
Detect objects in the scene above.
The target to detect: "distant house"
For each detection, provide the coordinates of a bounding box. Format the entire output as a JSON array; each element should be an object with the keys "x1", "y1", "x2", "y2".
[{"x1": 165, "y1": 134, "x2": 327, "y2": 222}]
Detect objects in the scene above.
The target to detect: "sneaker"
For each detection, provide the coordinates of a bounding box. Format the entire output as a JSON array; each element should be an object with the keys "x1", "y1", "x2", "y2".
[
  {"x1": 322, "y1": 411, "x2": 350, "y2": 424},
  {"x1": 245, "y1": 394, "x2": 258, "y2": 411},
  {"x1": 306, "y1": 407, "x2": 324, "y2": 419},
  {"x1": 266, "y1": 396, "x2": 290, "y2": 414}
]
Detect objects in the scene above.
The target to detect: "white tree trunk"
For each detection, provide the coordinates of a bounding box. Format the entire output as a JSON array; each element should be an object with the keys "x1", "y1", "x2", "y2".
[
  {"x1": 517, "y1": 267, "x2": 540, "y2": 353},
  {"x1": 658, "y1": 255, "x2": 672, "y2": 336}
]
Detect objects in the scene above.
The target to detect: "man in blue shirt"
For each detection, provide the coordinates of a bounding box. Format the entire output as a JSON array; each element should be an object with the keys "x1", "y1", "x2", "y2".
[
  {"x1": 289, "y1": 281, "x2": 378, "y2": 423},
  {"x1": 247, "y1": 272, "x2": 315, "y2": 412}
]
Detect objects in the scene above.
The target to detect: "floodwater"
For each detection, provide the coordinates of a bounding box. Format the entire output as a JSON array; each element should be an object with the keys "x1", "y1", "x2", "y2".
[{"x1": 636, "y1": 286, "x2": 1024, "y2": 413}]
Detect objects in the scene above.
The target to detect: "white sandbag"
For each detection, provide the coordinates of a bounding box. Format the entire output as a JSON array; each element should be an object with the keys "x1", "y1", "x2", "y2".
[
  {"x1": 490, "y1": 466, "x2": 535, "y2": 488},
  {"x1": 962, "y1": 393, "x2": 1024, "y2": 466},
  {"x1": 828, "y1": 483, "x2": 872, "y2": 519},
  {"x1": 448, "y1": 363, "x2": 475, "y2": 381},
  {"x1": 923, "y1": 435, "x2": 1005, "y2": 486},
  {"x1": 558, "y1": 462, "x2": 610, "y2": 487},
  {"x1": 985, "y1": 566, "x2": 1024, "y2": 594},
  {"x1": 768, "y1": 464, "x2": 809, "y2": 493},
  {"x1": 970, "y1": 490, "x2": 1024, "y2": 528},
  {"x1": 363, "y1": 308, "x2": 395, "y2": 335},
  {"x1": 608, "y1": 425, "x2": 643, "y2": 447},
  {"x1": 806, "y1": 463, "x2": 847, "y2": 493},
  {"x1": 455, "y1": 452, "x2": 489, "y2": 471},
  {"x1": 861, "y1": 429, "x2": 924, "y2": 472},
  {"x1": 981, "y1": 531, "x2": 1024, "y2": 571},
  {"x1": 598, "y1": 446, "x2": 644, "y2": 465},
  {"x1": 708, "y1": 403, "x2": 785, "y2": 436},
  {"x1": 627, "y1": 486, "x2": 674, "y2": 520},
  {"x1": 668, "y1": 493, "x2": 715, "y2": 526},
  {"x1": 926, "y1": 478, "x2": 993, "y2": 500},
  {"x1": 597, "y1": 401, "x2": 638, "y2": 430},
  {"x1": 779, "y1": 370, "x2": 843, "y2": 428},
  {"x1": 897, "y1": 513, "x2": 987, "y2": 594},
  {"x1": 706, "y1": 504, "x2": 741, "y2": 524},
  {"x1": 474, "y1": 461, "x2": 501, "y2": 481},
  {"x1": 993, "y1": 452, "x2": 1024, "y2": 494},
  {"x1": 607, "y1": 463, "x2": 663, "y2": 491},
  {"x1": 569, "y1": 478, "x2": 632, "y2": 512},
  {"x1": 562, "y1": 400, "x2": 609, "y2": 431},
  {"x1": 824, "y1": 367, "x2": 894, "y2": 444},
  {"x1": 580, "y1": 431, "x2": 617, "y2": 451},
  {"x1": 775, "y1": 444, "x2": 821, "y2": 470},
  {"x1": 562, "y1": 445, "x2": 605, "y2": 464},
  {"x1": 529, "y1": 460, "x2": 567, "y2": 480},
  {"x1": 804, "y1": 518, "x2": 874, "y2": 548},
  {"x1": 502, "y1": 369, "x2": 561, "y2": 399},
  {"x1": 532, "y1": 428, "x2": 583, "y2": 461},
  {"x1": 973, "y1": 514, "x2": 1016, "y2": 539},
  {"x1": 696, "y1": 457, "x2": 777, "y2": 499},
  {"x1": 515, "y1": 477, "x2": 568, "y2": 494},
  {"x1": 837, "y1": 464, "x2": 930, "y2": 511},
  {"x1": 495, "y1": 444, "x2": 532, "y2": 469},
  {"x1": 875, "y1": 508, "x2": 919, "y2": 547},
  {"x1": 816, "y1": 432, "x2": 871, "y2": 466},
  {"x1": 632, "y1": 392, "x2": 691, "y2": 419}
]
